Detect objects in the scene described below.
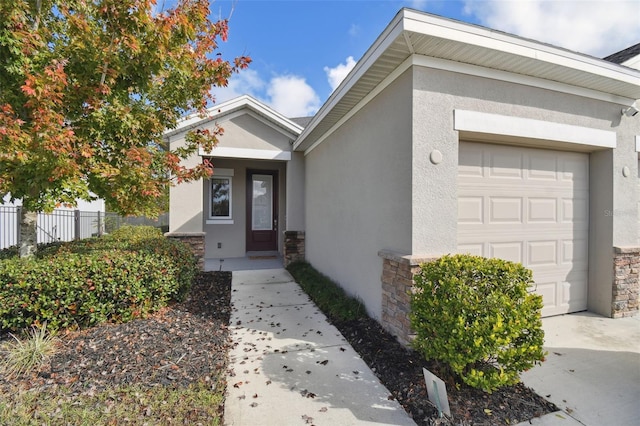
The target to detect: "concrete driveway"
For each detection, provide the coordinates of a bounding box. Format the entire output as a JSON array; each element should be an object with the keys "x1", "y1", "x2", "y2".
[{"x1": 519, "y1": 312, "x2": 640, "y2": 426}]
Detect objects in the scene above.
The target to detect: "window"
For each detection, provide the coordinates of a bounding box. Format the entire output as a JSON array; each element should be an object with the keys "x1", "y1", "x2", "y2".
[{"x1": 208, "y1": 169, "x2": 233, "y2": 224}]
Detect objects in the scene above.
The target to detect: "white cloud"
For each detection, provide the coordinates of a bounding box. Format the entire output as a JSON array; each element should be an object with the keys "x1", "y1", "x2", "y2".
[
  {"x1": 211, "y1": 70, "x2": 320, "y2": 117},
  {"x1": 212, "y1": 69, "x2": 265, "y2": 104},
  {"x1": 324, "y1": 56, "x2": 357, "y2": 91},
  {"x1": 267, "y1": 75, "x2": 321, "y2": 117},
  {"x1": 409, "y1": 0, "x2": 428, "y2": 9},
  {"x1": 348, "y1": 23, "x2": 361, "y2": 37},
  {"x1": 463, "y1": 0, "x2": 640, "y2": 58}
]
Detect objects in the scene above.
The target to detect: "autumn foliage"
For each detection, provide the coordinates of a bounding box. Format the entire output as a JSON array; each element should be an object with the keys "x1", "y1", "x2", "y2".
[{"x1": 0, "y1": 0, "x2": 250, "y2": 221}]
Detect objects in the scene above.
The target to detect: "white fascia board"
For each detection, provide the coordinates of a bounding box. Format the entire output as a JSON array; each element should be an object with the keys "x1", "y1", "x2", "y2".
[
  {"x1": 454, "y1": 110, "x2": 617, "y2": 149},
  {"x1": 166, "y1": 95, "x2": 303, "y2": 138},
  {"x1": 635, "y1": 135, "x2": 640, "y2": 152},
  {"x1": 294, "y1": 11, "x2": 406, "y2": 151},
  {"x1": 402, "y1": 9, "x2": 639, "y2": 86},
  {"x1": 413, "y1": 55, "x2": 636, "y2": 105},
  {"x1": 199, "y1": 146, "x2": 292, "y2": 161}
]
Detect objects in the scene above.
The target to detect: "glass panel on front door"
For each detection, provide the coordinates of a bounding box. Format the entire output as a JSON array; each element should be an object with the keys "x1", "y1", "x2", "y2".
[{"x1": 252, "y1": 175, "x2": 273, "y2": 231}]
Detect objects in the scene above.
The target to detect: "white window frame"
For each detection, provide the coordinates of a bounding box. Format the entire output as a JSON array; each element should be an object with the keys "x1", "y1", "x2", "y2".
[{"x1": 207, "y1": 168, "x2": 234, "y2": 225}]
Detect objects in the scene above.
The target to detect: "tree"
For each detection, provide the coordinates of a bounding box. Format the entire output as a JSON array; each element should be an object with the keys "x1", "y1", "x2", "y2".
[{"x1": 0, "y1": 0, "x2": 249, "y2": 257}]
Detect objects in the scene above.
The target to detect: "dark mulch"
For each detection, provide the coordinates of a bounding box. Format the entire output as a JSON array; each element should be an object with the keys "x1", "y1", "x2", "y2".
[
  {"x1": 1, "y1": 271, "x2": 556, "y2": 426},
  {"x1": 333, "y1": 316, "x2": 557, "y2": 425},
  {"x1": 0, "y1": 271, "x2": 232, "y2": 395}
]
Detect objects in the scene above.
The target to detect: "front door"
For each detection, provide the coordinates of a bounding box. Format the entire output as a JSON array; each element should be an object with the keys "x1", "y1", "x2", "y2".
[{"x1": 246, "y1": 170, "x2": 278, "y2": 251}]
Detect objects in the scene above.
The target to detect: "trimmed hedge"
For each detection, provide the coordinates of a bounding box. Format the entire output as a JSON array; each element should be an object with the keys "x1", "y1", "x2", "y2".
[
  {"x1": 286, "y1": 261, "x2": 366, "y2": 321},
  {"x1": 410, "y1": 254, "x2": 546, "y2": 393},
  {"x1": 0, "y1": 226, "x2": 197, "y2": 332}
]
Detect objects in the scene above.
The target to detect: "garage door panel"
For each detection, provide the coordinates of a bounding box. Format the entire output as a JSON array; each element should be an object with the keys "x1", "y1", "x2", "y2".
[
  {"x1": 458, "y1": 243, "x2": 483, "y2": 256},
  {"x1": 562, "y1": 280, "x2": 587, "y2": 305},
  {"x1": 489, "y1": 242, "x2": 523, "y2": 263},
  {"x1": 528, "y1": 198, "x2": 557, "y2": 222},
  {"x1": 527, "y1": 153, "x2": 557, "y2": 180},
  {"x1": 560, "y1": 156, "x2": 589, "y2": 184},
  {"x1": 459, "y1": 146, "x2": 484, "y2": 177},
  {"x1": 562, "y1": 239, "x2": 588, "y2": 264},
  {"x1": 534, "y1": 282, "x2": 557, "y2": 310},
  {"x1": 561, "y1": 198, "x2": 588, "y2": 222},
  {"x1": 458, "y1": 141, "x2": 589, "y2": 317},
  {"x1": 489, "y1": 150, "x2": 523, "y2": 178},
  {"x1": 527, "y1": 241, "x2": 557, "y2": 266},
  {"x1": 458, "y1": 196, "x2": 483, "y2": 223},
  {"x1": 489, "y1": 197, "x2": 523, "y2": 223}
]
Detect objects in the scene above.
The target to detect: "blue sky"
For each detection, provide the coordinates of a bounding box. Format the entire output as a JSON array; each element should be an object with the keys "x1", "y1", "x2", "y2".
[{"x1": 162, "y1": 0, "x2": 640, "y2": 117}]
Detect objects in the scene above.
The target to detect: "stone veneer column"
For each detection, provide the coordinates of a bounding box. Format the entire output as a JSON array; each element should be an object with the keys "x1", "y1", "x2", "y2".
[
  {"x1": 283, "y1": 231, "x2": 305, "y2": 267},
  {"x1": 612, "y1": 246, "x2": 640, "y2": 318},
  {"x1": 378, "y1": 250, "x2": 436, "y2": 347},
  {"x1": 165, "y1": 232, "x2": 206, "y2": 270}
]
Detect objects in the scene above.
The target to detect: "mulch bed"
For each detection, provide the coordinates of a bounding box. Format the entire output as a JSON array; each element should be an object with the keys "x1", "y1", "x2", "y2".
[
  {"x1": 333, "y1": 316, "x2": 558, "y2": 425},
  {"x1": 0, "y1": 272, "x2": 232, "y2": 395},
  {"x1": 1, "y1": 271, "x2": 556, "y2": 425}
]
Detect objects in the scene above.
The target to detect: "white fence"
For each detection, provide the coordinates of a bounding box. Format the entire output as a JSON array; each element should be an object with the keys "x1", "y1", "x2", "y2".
[{"x1": 0, "y1": 206, "x2": 169, "y2": 250}]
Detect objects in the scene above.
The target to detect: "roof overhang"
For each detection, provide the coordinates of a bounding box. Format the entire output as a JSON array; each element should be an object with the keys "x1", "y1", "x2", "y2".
[
  {"x1": 164, "y1": 95, "x2": 303, "y2": 140},
  {"x1": 294, "y1": 8, "x2": 640, "y2": 152}
]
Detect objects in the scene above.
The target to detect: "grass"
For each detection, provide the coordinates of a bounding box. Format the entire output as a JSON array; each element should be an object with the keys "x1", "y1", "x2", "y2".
[
  {"x1": 286, "y1": 261, "x2": 367, "y2": 321},
  {"x1": 0, "y1": 324, "x2": 58, "y2": 378},
  {"x1": 0, "y1": 380, "x2": 225, "y2": 425},
  {"x1": 0, "y1": 325, "x2": 226, "y2": 425}
]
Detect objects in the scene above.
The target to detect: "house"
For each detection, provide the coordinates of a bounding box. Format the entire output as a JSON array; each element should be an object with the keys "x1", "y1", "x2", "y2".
[{"x1": 167, "y1": 9, "x2": 640, "y2": 345}]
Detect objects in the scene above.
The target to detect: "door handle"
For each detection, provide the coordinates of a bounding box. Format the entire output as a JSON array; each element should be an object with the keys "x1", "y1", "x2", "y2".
[{"x1": 273, "y1": 219, "x2": 278, "y2": 230}]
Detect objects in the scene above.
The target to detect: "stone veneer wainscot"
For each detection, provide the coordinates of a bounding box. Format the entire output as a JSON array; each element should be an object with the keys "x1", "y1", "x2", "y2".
[
  {"x1": 378, "y1": 250, "x2": 436, "y2": 347},
  {"x1": 283, "y1": 231, "x2": 305, "y2": 267},
  {"x1": 380, "y1": 246, "x2": 640, "y2": 346},
  {"x1": 612, "y1": 246, "x2": 640, "y2": 318},
  {"x1": 165, "y1": 232, "x2": 206, "y2": 270}
]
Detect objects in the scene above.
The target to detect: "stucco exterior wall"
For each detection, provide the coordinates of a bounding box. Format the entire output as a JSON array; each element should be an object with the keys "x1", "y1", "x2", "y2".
[
  {"x1": 169, "y1": 135, "x2": 204, "y2": 233},
  {"x1": 589, "y1": 150, "x2": 615, "y2": 315},
  {"x1": 411, "y1": 65, "x2": 640, "y2": 317},
  {"x1": 613, "y1": 123, "x2": 640, "y2": 246},
  {"x1": 204, "y1": 158, "x2": 287, "y2": 259},
  {"x1": 286, "y1": 151, "x2": 305, "y2": 231},
  {"x1": 215, "y1": 113, "x2": 294, "y2": 151},
  {"x1": 304, "y1": 70, "x2": 414, "y2": 320}
]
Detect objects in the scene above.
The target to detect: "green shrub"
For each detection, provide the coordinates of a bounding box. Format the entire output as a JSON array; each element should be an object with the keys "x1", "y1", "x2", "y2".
[
  {"x1": 0, "y1": 226, "x2": 197, "y2": 332},
  {"x1": 410, "y1": 254, "x2": 545, "y2": 393},
  {"x1": 287, "y1": 261, "x2": 366, "y2": 321}
]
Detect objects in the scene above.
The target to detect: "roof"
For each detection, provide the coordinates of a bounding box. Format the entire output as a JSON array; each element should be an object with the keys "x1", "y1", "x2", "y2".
[
  {"x1": 294, "y1": 8, "x2": 640, "y2": 152},
  {"x1": 290, "y1": 116, "x2": 314, "y2": 128},
  {"x1": 164, "y1": 95, "x2": 304, "y2": 139},
  {"x1": 604, "y1": 43, "x2": 640, "y2": 64}
]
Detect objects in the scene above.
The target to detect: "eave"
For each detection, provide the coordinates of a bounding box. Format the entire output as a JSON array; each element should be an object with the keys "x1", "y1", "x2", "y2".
[{"x1": 294, "y1": 8, "x2": 640, "y2": 152}]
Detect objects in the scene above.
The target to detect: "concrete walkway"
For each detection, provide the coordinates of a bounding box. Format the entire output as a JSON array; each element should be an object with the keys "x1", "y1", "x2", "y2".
[
  {"x1": 224, "y1": 268, "x2": 416, "y2": 426},
  {"x1": 518, "y1": 313, "x2": 640, "y2": 426}
]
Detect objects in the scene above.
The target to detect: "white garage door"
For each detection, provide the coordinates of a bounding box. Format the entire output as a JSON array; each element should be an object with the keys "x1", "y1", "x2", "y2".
[{"x1": 457, "y1": 142, "x2": 589, "y2": 317}]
